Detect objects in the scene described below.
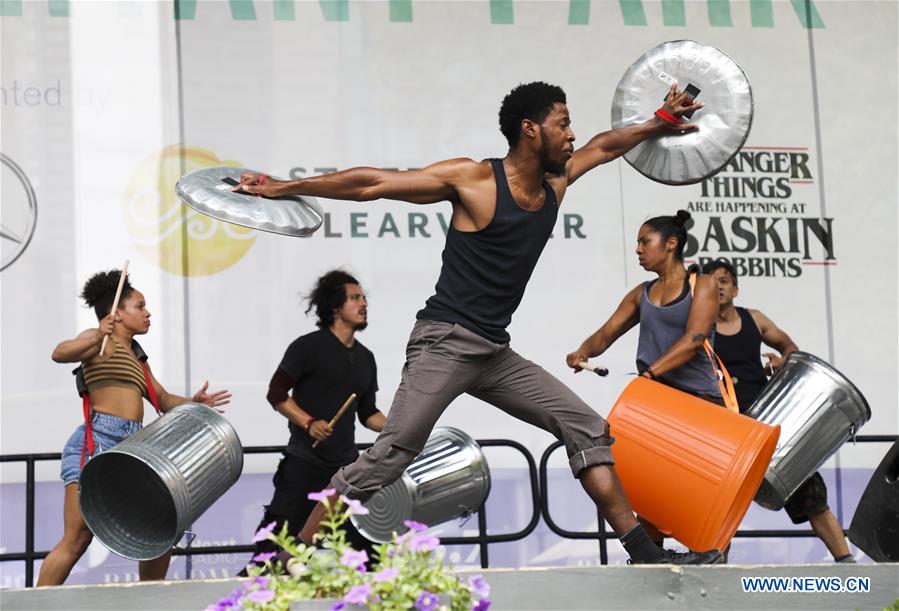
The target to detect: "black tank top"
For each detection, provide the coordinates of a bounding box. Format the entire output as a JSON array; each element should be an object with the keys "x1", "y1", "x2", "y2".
[
  {"x1": 714, "y1": 307, "x2": 768, "y2": 411},
  {"x1": 417, "y1": 159, "x2": 558, "y2": 343}
]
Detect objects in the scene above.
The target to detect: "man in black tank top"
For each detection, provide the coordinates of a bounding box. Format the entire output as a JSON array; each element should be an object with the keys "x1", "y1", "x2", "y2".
[
  {"x1": 237, "y1": 82, "x2": 720, "y2": 564},
  {"x1": 705, "y1": 261, "x2": 855, "y2": 563}
]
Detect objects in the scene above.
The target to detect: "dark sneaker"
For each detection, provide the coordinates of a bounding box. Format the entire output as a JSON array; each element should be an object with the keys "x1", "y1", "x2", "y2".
[{"x1": 633, "y1": 548, "x2": 723, "y2": 565}]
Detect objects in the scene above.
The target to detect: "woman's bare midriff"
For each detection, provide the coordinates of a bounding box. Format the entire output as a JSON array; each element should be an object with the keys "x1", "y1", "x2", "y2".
[{"x1": 90, "y1": 385, "x2": 146, "y2": 423}]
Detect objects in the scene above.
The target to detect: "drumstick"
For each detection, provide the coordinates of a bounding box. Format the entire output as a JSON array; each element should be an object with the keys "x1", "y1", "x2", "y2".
[
  {"x1": 99, "y1": 259, "x2": 129, "y2": 357},
  {"x1": 312, "y1": 393, "x2": 357, "y2": 448},
  {"x1": 578, "y1": 361, "x2": 609, "y2": 377}
]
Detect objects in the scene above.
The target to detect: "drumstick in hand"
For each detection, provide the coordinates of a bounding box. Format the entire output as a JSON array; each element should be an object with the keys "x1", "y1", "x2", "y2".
[
  {"x1": 312, "y1": 393, "x2": 357, "y2": 448},
  {"x1": 99, "y1": 259, "x2": 129, "y2": 357},
  {"x1": 577, "y1": 361, "x2": 609, "y2": 377}
]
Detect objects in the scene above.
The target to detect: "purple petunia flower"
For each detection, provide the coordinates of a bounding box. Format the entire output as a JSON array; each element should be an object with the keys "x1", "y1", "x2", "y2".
[
  {"x1": 252, "y1": 521, "x2": 278, "y2": 542},
  {"x1": 308, "y1": 487, "x2": 337, "y2": 502},
  {"x1": 206, "y1": 591, "x2": 242, "y2": 611},
  {"x1": 252, "y1": 551, "x2": 277, "y2": 563},
  {"x1": 330, "y1": 603, "x2": 346, "y2": 611},
  {"x1": 343, "y1": 583, "x2": 372, "y2": 605},
  {"x1": 404, "y1": 519, "x2": 428, "y2": 533},
  {"x1": 409, "y1": 534, "x2": 440, "y2": 553},
  {"x1": 243, "y1": 575, "x2": 271, "y2": 590},
  {"x1": 340, "y1": 549, "x2": 369, "y2": 570},
  {"x1": 471, "y1": 599, "x2": 491, "y2": 611},
  {"x1": 245, "y1": 589, "x2": 276, "y2": 604},
  {"x1": 414, "y1": 590, "x2": 439, "y2": 611},
  {"x1": 468, "y1": 574, "x2": 490, "y2": 598},
  {"x1": 341, "y1": 495, "x2": 370, "y2": 515},
  {"x1": 374, "y1": 567, "x2": 399, "y2": 582}
]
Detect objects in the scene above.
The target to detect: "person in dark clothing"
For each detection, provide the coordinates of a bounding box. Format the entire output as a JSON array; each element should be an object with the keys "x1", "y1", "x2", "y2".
[
  {"x1": 235, "y1": 82, "x2": 720, "y2": 565},
  {"x1": 241, "y1": 270, "x2": 386, "y2": 573},
  {"x1": 703, "y1": 260, "x2": 855, "y2": 563}
]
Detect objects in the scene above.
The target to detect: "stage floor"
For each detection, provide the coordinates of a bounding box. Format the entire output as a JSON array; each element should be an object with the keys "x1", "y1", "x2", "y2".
[{"x1": 3, "y1": 564, "x2": 897, "y2": 610}]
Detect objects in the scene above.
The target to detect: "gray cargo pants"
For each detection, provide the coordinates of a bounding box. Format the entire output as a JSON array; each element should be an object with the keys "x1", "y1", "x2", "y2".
[{"x1": 332, "y1": 320, "x2": 614, "y2": 502}]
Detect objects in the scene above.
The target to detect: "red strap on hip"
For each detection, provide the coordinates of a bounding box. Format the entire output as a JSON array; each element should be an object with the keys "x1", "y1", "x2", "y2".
[
  {"x1": 141, "y1": 361, "x2": 161, "y2": 415},
  {"x1": 80, "y1": 393, "x2": 94, "y2": 468}
]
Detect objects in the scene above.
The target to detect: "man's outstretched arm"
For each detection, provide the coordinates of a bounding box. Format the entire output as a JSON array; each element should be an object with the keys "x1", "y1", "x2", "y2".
[
  {"x1": 234, "y1": 157, "x2": 480, "y2": 205},
  {"x1": 566, "y1": 85, "x2": 702, "y2": 185}
]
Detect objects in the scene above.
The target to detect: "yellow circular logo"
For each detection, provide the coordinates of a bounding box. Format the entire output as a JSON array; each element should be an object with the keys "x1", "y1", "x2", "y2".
[{"x1": 124, "y1": 145, "x2": 256, "y2": 276}]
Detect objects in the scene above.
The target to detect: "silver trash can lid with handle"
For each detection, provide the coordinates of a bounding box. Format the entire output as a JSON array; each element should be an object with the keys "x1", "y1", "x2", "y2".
[
  {"x1": 611, "y1": 40, "x2": 753, "y2": 185},
  {"x1": 176, "y1": 166, "x2": 323, "y2": 237}
]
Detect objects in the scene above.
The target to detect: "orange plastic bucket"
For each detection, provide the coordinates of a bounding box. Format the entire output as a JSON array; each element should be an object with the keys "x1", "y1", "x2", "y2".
[{"x1": 607, "y1": 377, "x2": 780, "y2": 551}]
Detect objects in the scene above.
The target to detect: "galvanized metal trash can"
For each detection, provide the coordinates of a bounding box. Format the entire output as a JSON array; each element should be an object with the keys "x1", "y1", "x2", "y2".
[
  {"x1": 746, "y1": 352, "x2": 871, "y2": 510},
  {"x1": 79, "y1": 403, "x2": 244, "y2": 560},
  {"x1": 351, "y1": 427, "x2": 490, "y2": 543}
]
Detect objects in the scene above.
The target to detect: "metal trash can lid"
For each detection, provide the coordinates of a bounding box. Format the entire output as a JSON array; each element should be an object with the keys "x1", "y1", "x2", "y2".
[
  {"x1": 611, "y1": 40, "x2": 753, "y2": 185},
  {"x1": 350, "y1": 476, "x2": 416, "y2": 544},
  {"x1": 175, "y1": 166, "x2": 323, "y2": 236}
]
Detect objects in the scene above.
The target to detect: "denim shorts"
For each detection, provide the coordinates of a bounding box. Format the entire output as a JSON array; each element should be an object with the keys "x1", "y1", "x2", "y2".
[{"x1": 60, "y1": 412, "x2": 142, "y2": 485}]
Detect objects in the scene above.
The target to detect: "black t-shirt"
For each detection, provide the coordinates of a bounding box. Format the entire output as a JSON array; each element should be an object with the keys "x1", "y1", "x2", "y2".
[
  {"x1": 714, "y1": 307, "x2": 769, "y2": 412},
  {"x1": 279, "y1": 329, "x2": 379, "y2": 468}
]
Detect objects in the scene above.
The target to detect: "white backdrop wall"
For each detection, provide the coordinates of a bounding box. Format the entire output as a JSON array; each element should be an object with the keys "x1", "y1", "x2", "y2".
[{"x1": 1, "y1": 0, "x2": 897, "y2": 573}]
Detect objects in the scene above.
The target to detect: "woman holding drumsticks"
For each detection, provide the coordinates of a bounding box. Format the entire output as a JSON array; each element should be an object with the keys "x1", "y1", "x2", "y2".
[
  {"x1": 567, "y1": 210, "x2": 734, "y2": 548},
  {"x1": 38, "y1": 268, "x2": 231, "y2": 586}
]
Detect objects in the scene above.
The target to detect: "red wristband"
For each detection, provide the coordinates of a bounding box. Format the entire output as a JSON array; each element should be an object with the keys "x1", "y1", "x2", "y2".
[
  {"x1": 304, "y1": 417, "x2": 316, "y2": 432},
  {"x1": 654, "y1": 108, "x2": 683, "y2": 126}
]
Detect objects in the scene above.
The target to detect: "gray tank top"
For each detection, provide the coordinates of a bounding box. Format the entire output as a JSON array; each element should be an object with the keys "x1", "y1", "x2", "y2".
[{"x1": 636, "y1": 278, "x2": 721, "y2": 398}]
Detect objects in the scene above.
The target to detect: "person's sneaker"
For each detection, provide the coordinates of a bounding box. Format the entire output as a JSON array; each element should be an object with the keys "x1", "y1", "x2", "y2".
[
  {"x1": 633, "y1": 548, "x2": 723, "y2": 564},
  {"x1": 835, "y1": 554, "x2": 857, "y2": 564}
]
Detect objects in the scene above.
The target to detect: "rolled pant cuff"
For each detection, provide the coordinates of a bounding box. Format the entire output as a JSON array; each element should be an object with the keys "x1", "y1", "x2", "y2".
[
  {"x1": 569, "y1": 444, "x2": 615, "y2": 478},
  {"x1": 329, "y1": 470, "x2": 366, "y2": 501}
]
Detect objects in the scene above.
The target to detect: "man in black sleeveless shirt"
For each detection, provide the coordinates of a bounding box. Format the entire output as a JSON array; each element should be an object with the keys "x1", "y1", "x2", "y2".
[
  {"x1": 705, "y1": 261, "x2": 855, "y2": 563},
  {"x1": 241, "y1": 270, "x2": 386, "y2": 573},
  {"x1": 237, "y1": 82, "x2": 720, "y2": 564}
]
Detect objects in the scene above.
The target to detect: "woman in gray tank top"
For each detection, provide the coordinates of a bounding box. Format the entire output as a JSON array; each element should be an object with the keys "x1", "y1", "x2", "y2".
[
  {"x1": 566, "y1": 209, "x2": 722, "y2": 547},
  {"x1": 566, "y1": 209, "x2": 720, "y2": 399}
]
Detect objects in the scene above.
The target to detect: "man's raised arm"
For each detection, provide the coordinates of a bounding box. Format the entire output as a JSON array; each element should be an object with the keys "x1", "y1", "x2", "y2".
[
  {"x1": 566, "y1": 85, "x2": 703, "y2": 185},
  {"x1": 233, "y1": 157, "x2": 480, "y2": 205}
]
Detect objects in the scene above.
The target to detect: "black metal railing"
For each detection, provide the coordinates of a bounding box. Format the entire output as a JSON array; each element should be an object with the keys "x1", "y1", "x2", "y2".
[
  {"x1": 538, "y1": 435, "x2": 897, "y2": 563},
  {"x1": 1, "y1": 434, "x2": 894, "y2": 587},
  {"x1": 0, "y1": 439, "x2": 541, "y2": 586}
]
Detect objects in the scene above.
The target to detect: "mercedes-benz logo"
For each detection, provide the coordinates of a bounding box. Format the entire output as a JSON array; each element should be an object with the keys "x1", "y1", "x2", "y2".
[{"x1": 1, "y1": 153, "x2": 38, "y2": 271}]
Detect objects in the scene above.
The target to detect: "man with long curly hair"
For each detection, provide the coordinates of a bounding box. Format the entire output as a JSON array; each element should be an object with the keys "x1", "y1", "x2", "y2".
[{"x1": 241, "y1": 270, "x2": 385, "y2": 573}]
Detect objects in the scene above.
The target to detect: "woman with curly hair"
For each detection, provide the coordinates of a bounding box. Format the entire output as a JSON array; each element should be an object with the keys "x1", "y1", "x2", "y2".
[{"x1": 37, "y1": 269, "x2": 231, "y2": 586}]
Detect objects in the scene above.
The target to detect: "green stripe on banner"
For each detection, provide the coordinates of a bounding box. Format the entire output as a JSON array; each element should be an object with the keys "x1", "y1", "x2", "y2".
[
  {"x1": 174, "y1": 0, "x2": 196, "y2": 20},
  {"x1": 707, "y1": 0, "x2": 733, "y2": 27},
  {"x1": 568, "y1": 0, "x2": 589, "y2": 25},
  {"x1": 0, "y1": 0, "x2": 21, "y2": 16},
  {"x1": 320, "y1": 0, "x2": 349, "y2": 21},
  {"x1": 273, "y1": 0, "x2": 294, "y2": 21},
  {"x1": 790, "y1": 0, "x2": 824, "y2": 28},
  {"x1": 48, "y1": 0, "x2": 68, "y2": 16},
  {"x1": 389, "y1": 0, "x2": 412, "y2": 22},
  {"x1": 661, "y1": 0, "x2": 684, "y2": 26},
  {"x1": 490, "y1": 0, "x2": 513, "y2": 24},
  {"x1": 619, "y1": 0, "x2": 646, "y2": 26},
  {"x1": 229, "y1": 0, "x2": 256, "y2": 20},
  {"x1": 749, "y1": 0, "x2": 773, "y2": 27}
]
